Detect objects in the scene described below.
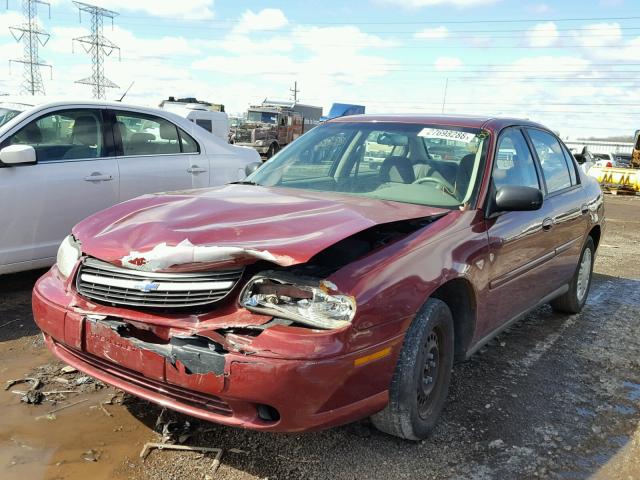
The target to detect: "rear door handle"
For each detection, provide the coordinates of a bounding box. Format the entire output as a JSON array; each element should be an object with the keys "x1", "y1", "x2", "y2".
[
  {"x1": 542, "y1": 217, "x2": 554, "y2": 231},
  {"x1": 187, "y1": 165, "x2": 207, "y2": 174},
  {"x1": 84, "y1": 172, "x2": 113, "y2": 182}
]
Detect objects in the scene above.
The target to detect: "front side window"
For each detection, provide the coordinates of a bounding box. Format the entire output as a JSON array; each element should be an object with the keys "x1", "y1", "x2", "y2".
[
  {"x1": 493, "y1": 128, "x2": 540, "y2": 190},
  {"x1": 247, "y1": 122, "x2": 490, "y2": 209},
  {"x1": 5, "y1": 109, "x2": 104, "y2": 162},
  {"x1": 115, "y1": 112, "x2": 181, "y2": 156},
  {"x1": 527, "y1": 129, "x2": 573, "y2": 193}
]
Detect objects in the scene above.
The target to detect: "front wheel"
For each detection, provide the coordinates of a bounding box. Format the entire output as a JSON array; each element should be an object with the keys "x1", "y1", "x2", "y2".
[
  {"x1": 550, "y1": 237, "x2": 595, "y2": 314},
  {"x1": 266, "y1": 143, "x2": 279, "y2": 158},
  {"x1": 371, "y1": 298, "x2": 454, "y2": 440}
]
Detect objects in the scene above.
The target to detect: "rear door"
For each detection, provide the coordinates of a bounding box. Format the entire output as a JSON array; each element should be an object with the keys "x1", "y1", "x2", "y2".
[
  {"x1": 525, "y1": 128, "x2": 588, "y2": 286},
  {"x1": 111, "y1": 109, "x2": 208, "y2": 202},
  {"x1": 483, "y1": 127, "x2": 556, "y2": 335},
  {"x1": 0, "y1": 107, "x2": 118, "y2": 270}
]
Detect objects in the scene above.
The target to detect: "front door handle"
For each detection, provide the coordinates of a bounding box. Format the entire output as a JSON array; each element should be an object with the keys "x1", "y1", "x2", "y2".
[
  {"x1": 542, "y1": 217, "x2": 554, "y2": 231},
  {"x1": 187, "y1": 165, "x2": 207, "y2": 174},
  {"x1": 84, "y1": 172, "x2": 113, "y2": 182}
]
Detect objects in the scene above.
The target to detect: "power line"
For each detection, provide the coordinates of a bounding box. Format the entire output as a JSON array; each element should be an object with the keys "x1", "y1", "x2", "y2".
[
  {"x1": 72, "y1": 1, "x2": 120, "y2": 99},
  {"x1": 8, "y1": 0, "x2": 52, "y2": 96},
  {"x1": 88, "y1": 13, "x2": 640, "y2": 25}
]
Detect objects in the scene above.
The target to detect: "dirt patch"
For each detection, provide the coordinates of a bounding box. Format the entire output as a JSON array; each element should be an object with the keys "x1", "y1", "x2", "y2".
[{"x1": 1, "y1": 195, "x2": 639, "y2": 480}]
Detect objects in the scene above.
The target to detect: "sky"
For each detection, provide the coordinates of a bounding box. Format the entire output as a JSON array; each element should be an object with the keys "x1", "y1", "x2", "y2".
[{"x1": 0, "y1": 0, "x2": 638, "y2": 139}]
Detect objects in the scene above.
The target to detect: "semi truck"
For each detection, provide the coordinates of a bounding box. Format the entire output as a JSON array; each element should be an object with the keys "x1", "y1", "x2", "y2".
[{"x1": 231, "y1": 100, "x2": 322, "y2": 159}]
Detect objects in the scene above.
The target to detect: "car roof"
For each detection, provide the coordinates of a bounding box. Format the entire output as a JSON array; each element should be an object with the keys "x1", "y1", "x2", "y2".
[{"x1": 327, "y1": 114, "x2": 549, "y2": 132}]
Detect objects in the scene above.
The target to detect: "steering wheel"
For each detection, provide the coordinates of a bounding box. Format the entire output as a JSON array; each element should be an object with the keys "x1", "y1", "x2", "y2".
[{"x1": 413, "y1": 176, "x2": 456, "y2": 194}]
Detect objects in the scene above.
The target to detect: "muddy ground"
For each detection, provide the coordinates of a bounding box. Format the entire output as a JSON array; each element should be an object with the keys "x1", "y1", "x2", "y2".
[{"x1": 0, "y1": 195, "x2": 639, "y2": 480}]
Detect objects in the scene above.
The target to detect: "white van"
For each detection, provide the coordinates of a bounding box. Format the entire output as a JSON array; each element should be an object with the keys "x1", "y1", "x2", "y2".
[{"x1": 160, "y1": 100, "x2": 230, "y2": 142}]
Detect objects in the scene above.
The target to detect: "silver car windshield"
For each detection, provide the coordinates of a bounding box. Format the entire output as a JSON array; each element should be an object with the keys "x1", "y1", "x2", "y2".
[
  {"x1": 247, "y1": 122, "x2": 490, "y2": 209},
  {"x1": 0, "y1": 108, "x2": 21, "y2": 127}
]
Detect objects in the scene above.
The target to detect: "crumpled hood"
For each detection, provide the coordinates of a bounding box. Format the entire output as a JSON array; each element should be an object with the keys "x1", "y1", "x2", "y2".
[{"x1": 73, "y1": 184, "x2": 448, "y2": 272}]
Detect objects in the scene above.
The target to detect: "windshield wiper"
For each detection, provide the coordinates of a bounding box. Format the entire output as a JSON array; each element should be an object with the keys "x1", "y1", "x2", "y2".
[{"x1": 231, "y1": 180, "x2": 261, "y2": 186}]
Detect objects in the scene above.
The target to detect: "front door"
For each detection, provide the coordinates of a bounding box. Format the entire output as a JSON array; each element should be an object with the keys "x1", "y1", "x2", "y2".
[{"x1": 0, "y1": 107, "x2": 118, "y2": 271}]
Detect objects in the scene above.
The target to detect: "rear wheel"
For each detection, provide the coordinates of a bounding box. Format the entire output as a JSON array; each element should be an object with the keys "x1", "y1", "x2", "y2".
[
  {"x1": 371, "y1": 298, "x2": 454, "y2": 440},
  {"x1": 550, "y1": 237, "x2": 595, "y2": 314}
]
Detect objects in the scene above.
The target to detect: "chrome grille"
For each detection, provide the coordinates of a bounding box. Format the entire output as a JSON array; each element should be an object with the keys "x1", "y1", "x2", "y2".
[{"x1": 76, "y1": 257, "x2": 244, "y2": 309}]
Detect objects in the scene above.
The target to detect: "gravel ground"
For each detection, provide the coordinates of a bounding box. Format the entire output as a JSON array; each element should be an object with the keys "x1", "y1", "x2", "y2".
[{"x1": 1, "y1": 195, "x2": 639, "y2": 480}]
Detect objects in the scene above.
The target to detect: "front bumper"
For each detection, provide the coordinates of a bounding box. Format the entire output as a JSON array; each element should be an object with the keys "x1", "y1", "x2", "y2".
[
  {"x1": 235, "y1": 142, "x2": 270, "y2": 154},
  {"x1": 33, "y1": 268, "x2": 399, "y2": 432}
]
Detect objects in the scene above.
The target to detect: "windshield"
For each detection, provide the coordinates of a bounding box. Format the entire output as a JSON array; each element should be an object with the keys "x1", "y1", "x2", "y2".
[
  {"x1": 0, "y1": 107, "x2": 21, "y2": 127},
  {"x1": 247, "y1": 122, "x2": 490, "y2": 208},
  {"x1": 247, "y1": 110, "x2": 277, "y2": 124}
]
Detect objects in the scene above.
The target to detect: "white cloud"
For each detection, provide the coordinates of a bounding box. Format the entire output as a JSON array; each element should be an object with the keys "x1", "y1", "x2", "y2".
[
  {"x1": 414, "y1": 26, "x2": 449, "y2": 40},
  {"x1": 291, "y1": 25, "x2": 398, "y2": 54},
  {"x1": 220, "y1": 34, "x2": 293, "y2": 54},
  {"x1": 527, "y1": 21, "x2": 558, "y2": 48},
  {"x1": 573, "y1": 22, "x2": 622, "y2": 49},
  {"x1": 232, "y1": 8, "x2": 288, "y2": 34},
  {"x1": 86, "y1": 0, "x2": 214, "y2": 19},
  {"x1": 508, "y1": 55, "x2": 590, "y2": 77},
  {"x1": 434, "y1": 56, "x2": 463, "y2": 71},
  {"x1": 527, "y1": 3, "x2": 551, "y2": 13},
  {"x1": 381, "y1": 0, "x2": 500, "y2": 7}
]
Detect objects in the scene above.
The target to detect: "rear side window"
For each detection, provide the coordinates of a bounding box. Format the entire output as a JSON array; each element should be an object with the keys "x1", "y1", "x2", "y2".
[
  {"x1": 493, "y1": 128, "x2": 540, "y2": 190},
  {"x1": 526, "y1": 129, "x2": 573, "y2": 193},
  {"x1": 115, "y1": 112, "x2": 181, "y2": 156},
  {"x1": 180, "y1": 129, "x2": 199, "y2": 153},
  {"x1": 4, "y1": 109, "x2": 105, "y2": 162},
  {"x1": 560, "y1": 145, "x2": 578, "y2": 185}
]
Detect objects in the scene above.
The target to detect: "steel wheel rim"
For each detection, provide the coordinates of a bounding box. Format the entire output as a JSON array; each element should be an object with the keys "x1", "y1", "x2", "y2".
[
  {"x1": 417, "y1": 328, "x2": 443, "y2": 419},
  {"x1": 576, "y1": 248, "x2": 592, "y2": 302}
]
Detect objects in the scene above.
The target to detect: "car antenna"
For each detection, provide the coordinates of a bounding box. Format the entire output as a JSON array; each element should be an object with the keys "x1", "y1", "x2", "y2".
[{"x1": 116, "y1": 82, "x2": 135, "y2": 102}]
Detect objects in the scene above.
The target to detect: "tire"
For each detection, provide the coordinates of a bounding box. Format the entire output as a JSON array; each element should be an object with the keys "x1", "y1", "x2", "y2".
[
  {"x1": 266, "y1": 143, "x2": 279, "y2": 158},
  {"x1": 550, "y1": 236, "x2": 595, "y2": 314},
  {"x1": 371, "y1": 298, "x2": 454, "y2": 440}
]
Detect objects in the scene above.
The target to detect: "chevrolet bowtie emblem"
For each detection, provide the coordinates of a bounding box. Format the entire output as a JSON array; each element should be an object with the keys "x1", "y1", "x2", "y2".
[{"x1": 133, "y1": 281, "x2": 160, "y2": 292}]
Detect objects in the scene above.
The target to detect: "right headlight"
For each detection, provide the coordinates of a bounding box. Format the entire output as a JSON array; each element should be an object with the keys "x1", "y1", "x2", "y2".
[
  {"x1": 56, "y1": 235, "x2": 81, "y2": 279},
  {"x1": 240, "y1": 273, "x2": 356, "y2": 330}
]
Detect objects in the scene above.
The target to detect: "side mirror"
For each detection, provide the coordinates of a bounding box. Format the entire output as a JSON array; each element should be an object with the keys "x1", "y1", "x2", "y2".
[
  {"x1": 495, "y1": 185, "x2": 543, "y2": 212},
  {"x1": 0, "y1": 145, "x2": 36, "y2": 165},
  {"x1": 244, "y1": 161, "x2": 262, "y2": 176}
]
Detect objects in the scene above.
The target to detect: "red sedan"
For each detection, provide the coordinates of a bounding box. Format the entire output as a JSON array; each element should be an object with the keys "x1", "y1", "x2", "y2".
[{"x1": 33, "y1": 115, "x2": 604, "y2": 440}]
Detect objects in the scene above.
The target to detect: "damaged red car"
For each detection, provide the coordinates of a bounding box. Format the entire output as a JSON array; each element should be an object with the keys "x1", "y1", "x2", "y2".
[{"x1": 33, "y1": 115, "x2": 604, "y2": 440}]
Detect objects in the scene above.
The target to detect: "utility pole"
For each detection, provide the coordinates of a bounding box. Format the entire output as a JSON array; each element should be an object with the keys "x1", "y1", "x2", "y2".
[
  {"x1": 441, "y1": 77, "x2": 449, "y2": 114},
  {"x1": 290, "y1": 81, "x2": 299, "y2": 104},
  {"x1": 8, "y1": 0, "x2": 52, "y2": 96},
  {"x1": 72, "y1": 1, "x2": 120, "y2": 99}
]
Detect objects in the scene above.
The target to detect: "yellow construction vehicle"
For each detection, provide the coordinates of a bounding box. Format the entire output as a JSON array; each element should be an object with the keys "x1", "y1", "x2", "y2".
[{"x1": 587, "y1": 132, "x2": 640, "y2": 194}]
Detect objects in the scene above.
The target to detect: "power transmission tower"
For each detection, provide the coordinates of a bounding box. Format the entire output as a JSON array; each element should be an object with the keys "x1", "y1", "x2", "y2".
[
  {"x1": 290, "y1": 81, "x2": 299, "y2": 103},
  {"x1": 72, "y1": 1, "x2": 120, "y2": 99},
  {"x1": 8, "y1": 0, "x2": 52, "y2": 96}
]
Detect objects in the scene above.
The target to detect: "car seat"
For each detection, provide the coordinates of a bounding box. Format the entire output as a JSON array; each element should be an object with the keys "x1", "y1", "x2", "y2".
[{"x1": 63, "y1": 116, "x2": 99, "y2": 160}]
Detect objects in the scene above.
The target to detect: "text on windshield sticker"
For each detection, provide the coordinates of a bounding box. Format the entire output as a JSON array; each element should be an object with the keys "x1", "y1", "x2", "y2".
[{"x1": 418, "y1": 128, "x2": 477, "y2": 143}]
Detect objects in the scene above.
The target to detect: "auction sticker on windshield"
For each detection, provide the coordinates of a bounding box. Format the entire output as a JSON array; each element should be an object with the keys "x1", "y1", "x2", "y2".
[{"x1": 418, "y1": 128, "x2": 477, "y2": 143}]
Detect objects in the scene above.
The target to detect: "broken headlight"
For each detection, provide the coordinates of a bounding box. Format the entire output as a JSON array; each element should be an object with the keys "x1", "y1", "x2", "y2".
[
  {"x1": 56, "y1": 235, "x2": 81, "y2": 279},
  {"x1": 240, "y1": 274, "x2": 356, "y2": 330}
]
